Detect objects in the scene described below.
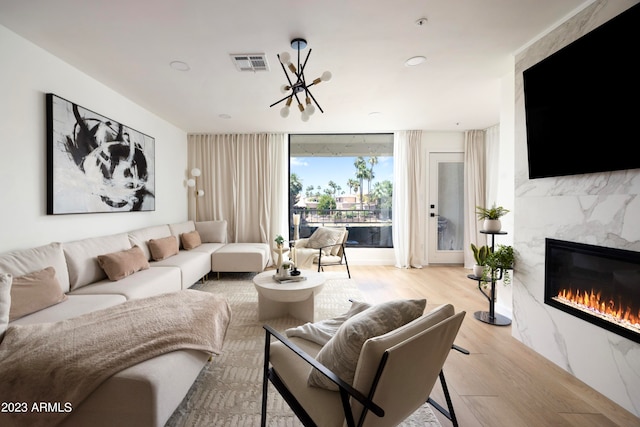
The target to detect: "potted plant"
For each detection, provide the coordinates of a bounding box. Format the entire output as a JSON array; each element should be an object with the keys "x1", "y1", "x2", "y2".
[
  {"x1": 476, "y1": 204, "x2": 510, "y2": 232},
  {"x1": 485, "y1": 244, "x2": 515, "y2": 285},
  {"x1": 274, "y1": 235, "x2": 285, "y2": 248},
  {"x1": 470, "y1": 243, "x2": 490, "y2": 278}
]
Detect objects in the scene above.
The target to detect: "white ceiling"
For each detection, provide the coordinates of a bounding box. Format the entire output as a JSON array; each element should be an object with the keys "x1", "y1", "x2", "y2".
[{"x1": 0, "y1": 0, "x2": 589, "y2": 134}]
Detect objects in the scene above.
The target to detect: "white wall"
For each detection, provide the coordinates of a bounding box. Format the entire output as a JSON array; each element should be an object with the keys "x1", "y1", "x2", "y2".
[
  {"x1": 513, "y1": 1, "x2": 640, "y2": 416},
  {"x1": 0, "y1": 25, "x2": 189, "y2": 253},
  {"x1": 494, "y1": 67, "x2": 516, "y2": 317}
]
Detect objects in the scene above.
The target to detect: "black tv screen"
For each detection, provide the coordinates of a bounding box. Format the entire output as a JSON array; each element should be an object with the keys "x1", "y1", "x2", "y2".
[{"x1": 523, "y1": 4, "x2": 640, "y2": 179}]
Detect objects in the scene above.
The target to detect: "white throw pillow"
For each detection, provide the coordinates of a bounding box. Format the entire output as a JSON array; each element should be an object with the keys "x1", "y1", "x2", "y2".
[
  {"x1": 285, "y1": 300, "x2": 371, "y2": 346},
  {"x1": 0, "y1": 273, "x2": 11, "y2": 342},
  {"x1": 307, "y1": 227, "x2": 345, "y2": 255},
  {"x1": 308, "y1": 298, "x2": 427, "y2": 390}
]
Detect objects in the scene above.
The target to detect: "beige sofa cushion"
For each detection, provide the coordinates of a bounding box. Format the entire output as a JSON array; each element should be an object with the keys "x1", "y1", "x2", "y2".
[
  {"x1": 65, "y1": 349, "x2": 209, "y2": 427},
  {"x1": 308, "y1": 298, "x2": 427, "y2": 390},
  {"x1": 97, "y1": 246, "x2": 150, "y2": 281},
  {"x1": 0, "y1": 273, "x2": 10, "y2": 342},
  {"x1": 0, "y1": 242, "x2": 70, "y2": 292},
  {"x1": 70, "y1": 267, "x2": 181, "y2": 300},
  {"x1": 10, "y1": 294, "x2": 126, "y2": 326},
  {"x1": 195, "y1": 220, "x2": 227, "y2": 243},
  {"x1": 210, "y1": 243, "x2": 269, "y2": 273},
  {"x1": 180, "y1": 231, "x2": 202, "y2": 250},
  {"x1": 64, "y1": 233, "x2": 132, "y2": 290},
  {"x1": 128, "y1": 224, "x2": 173, "y2": 260},
  {"x1": 148, "y1": 236, "x2": 179, "y2": 261},
  {"x1": 169, "y1": 221, "x2": 196, "y2": 248},
  {"x1": 9, "y1": 267, "x2": 68, "y2": 322}
]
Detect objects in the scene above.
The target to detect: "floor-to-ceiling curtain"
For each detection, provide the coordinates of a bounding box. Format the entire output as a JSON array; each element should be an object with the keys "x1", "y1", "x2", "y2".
[
  {"x1": 187, "y1": 133, "x2": 288, "y2": 248},
  {"x1": 463, "y1": 130, "x2": 486, "y2": 268},
  {"x1": 392, "y1": 130, "x2": 424, "y2": 268}
]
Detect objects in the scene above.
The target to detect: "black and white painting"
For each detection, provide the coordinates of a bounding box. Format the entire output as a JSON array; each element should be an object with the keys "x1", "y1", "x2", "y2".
[{"x1": 46, "y1": 93, "x2": 155, "y2": 214}]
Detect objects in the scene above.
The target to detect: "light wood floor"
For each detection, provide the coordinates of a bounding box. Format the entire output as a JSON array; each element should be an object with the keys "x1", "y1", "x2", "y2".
[{"x1": 326, "y1": 265, "x2": 639, "y2": 427}]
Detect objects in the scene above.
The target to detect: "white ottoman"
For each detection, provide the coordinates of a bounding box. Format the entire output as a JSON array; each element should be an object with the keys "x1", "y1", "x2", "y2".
[{"x1": 211, "y1": 243, "x2": 270, "y2": 274}]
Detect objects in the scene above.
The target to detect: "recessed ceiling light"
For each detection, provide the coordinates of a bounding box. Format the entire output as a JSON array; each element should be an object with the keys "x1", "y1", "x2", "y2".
[
  {"x1": 170, "y1": 61, "x2": 190, "y2": 71},
  {"x1": 368, "y1": 112, "x2": 382, "y2": 117},
  {"x1": 218, "y1": 114, "x2": 232, "y2": 119},
  {"x1": 405, "y1": 56, "x2": 427, "y2": 67}
]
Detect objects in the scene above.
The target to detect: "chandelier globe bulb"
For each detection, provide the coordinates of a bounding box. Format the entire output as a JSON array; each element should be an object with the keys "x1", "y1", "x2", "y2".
[
  {"x1": 280, "y1": 106, "x2": 290, "y2": 118},
  {"x1": 279, "y1": 52, "x2": 291, "y2": 64},
  {"x1": 306, "y1": 103, "x2": 316, "y2": 116},
  {"x1": 321, "y1": 71, "x2": 332, "y2": 82}
]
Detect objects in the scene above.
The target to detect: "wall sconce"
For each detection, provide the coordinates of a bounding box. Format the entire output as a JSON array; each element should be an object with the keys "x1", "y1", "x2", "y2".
[{"x1": 187, "y1": 167, "x2": 204, "y2": 221}]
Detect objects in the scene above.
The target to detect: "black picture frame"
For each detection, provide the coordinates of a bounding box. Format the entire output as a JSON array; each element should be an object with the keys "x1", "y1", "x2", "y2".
[{"x1": 46, "y1": 93, "x2": 155, "y2": 214}]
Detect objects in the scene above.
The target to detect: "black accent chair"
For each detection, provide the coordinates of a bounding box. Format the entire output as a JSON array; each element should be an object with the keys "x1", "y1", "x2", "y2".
[{"x1": 261, "y1": 304, "x2": 465, "y2": 426}]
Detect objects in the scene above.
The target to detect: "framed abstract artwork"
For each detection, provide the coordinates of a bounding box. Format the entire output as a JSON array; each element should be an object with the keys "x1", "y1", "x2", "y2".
[{"x1": 46, "y1": 93, "x2": 155, "y2": 214}]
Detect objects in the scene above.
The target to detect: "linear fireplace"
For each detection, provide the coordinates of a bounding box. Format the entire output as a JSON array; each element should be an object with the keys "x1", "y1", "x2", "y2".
[{"x1": 544, "y1": 238, "x2": 640, "y2": 344}]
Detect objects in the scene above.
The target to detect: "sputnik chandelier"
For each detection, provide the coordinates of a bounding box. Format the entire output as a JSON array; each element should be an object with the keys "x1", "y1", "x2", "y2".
[{"x1": 270, "y1": 38, "x2": 332, "y2": 121}]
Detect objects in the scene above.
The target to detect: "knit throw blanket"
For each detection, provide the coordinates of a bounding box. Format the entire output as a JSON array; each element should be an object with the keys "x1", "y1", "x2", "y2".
[{"x1": 0, "y1": 289, "x2": 231, "y2": 427}]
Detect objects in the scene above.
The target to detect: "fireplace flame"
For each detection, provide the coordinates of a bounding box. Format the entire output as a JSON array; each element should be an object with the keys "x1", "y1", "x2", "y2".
[{"x1": 555, "y1": 287, "x2": 640, "y2": 333}]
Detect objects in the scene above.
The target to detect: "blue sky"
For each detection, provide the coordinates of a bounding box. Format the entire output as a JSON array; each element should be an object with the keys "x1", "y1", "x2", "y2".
[{"x1": 290, "y1": 156, "x2": 393, "y2": 195}]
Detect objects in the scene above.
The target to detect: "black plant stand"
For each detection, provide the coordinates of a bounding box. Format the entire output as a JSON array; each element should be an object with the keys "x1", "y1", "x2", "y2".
[{"x1": 469, "y1": 230, "x2": 511, "y2": 326}]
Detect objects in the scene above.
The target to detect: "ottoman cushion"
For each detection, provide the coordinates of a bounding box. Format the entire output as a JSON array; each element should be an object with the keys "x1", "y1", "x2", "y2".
[{"x1": 211, "y1": 243, "x2": 269, "y2": 273}]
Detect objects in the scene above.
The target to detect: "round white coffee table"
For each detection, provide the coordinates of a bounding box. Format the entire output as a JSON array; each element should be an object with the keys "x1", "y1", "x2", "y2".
[{"x1": 253, "y1": 270, "x2": 325, "y2": 322}]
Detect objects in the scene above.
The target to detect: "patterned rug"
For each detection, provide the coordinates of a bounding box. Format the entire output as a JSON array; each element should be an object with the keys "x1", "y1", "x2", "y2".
[{"x1": 166, "y1": 273, "x2": 442, "y2": 427}]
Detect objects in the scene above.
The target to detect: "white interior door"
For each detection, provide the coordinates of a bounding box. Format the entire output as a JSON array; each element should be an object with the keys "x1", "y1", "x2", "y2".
[{"x1": 428, "y1": 152, "x2": 464, "y2": 264}]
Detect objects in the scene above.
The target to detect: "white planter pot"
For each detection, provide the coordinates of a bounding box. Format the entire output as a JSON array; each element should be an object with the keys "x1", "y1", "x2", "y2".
[
  {"x1": 473, "y1": 264, "x2": 485, "y2": 278},
  {"x1": 483, "y1": 219, "x2": 502, "y2": 232}
]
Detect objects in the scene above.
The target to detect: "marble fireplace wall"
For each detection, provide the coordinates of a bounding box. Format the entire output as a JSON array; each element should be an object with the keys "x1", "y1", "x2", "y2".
[{"x1": 513, "y1": 0, "x2": 640, "y2": 417}]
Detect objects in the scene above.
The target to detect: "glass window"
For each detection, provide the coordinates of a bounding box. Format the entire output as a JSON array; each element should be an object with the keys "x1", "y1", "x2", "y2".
[{"x1": 289, "y1": 134, "x2": 394, "y2": 248}]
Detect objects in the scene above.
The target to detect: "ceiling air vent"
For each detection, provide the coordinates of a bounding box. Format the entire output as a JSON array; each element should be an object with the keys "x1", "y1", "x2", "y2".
[{"x1": 230, "y1": 53, "x2": 269, "y2": 72}]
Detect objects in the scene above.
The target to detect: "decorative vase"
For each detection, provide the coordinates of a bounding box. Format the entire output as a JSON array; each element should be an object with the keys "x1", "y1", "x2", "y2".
[
  {"x1": 483, "y1": 219, "x2": 502, "y2": 232},
  {"x1": 473, "y1": 264, "x2": 484, "y2": 278}
]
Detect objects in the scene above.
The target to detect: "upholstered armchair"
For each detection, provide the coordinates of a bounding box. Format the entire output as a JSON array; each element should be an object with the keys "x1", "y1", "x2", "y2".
[
  {"x1": 292, "y1": 227, "x2": 350, "y2": 278},
  {"x1": 261, "y1": 302, "x2": 466, "y2": 426}
]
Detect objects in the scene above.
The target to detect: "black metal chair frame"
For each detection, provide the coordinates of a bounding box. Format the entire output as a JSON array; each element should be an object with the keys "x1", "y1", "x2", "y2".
[
  {"x1": 262, "y1": 325, "x2": 384, "y2": 427},
  {"x1": 317, "y1": 242, "x2": 351, "y2": 278},
  {"x1": 426, "y1": 344, "x2": 469, "y2": 427},
  {"x1": 262, "y1": 325, "x2": 468, "y2": 427}
]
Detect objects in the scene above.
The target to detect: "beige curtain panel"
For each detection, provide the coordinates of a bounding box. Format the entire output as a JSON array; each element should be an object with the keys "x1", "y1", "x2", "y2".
[{"x1": 187, "y1": 133, "x2": 288, "y2": 245}]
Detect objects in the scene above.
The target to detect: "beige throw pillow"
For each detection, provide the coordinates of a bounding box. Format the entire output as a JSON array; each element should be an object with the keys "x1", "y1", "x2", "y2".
[
  {"x1": 8, "y1": 267, "x2": 68, "y2": 322},
  {"x1": 308, "y1": 298, "x2": 427, "y2": 390},
  {"x1": 148, "y1": 236, "x2": 179, "y2": 261},
  {"x1": 0, "y1": 273, "x2": 11, "y2": 341},
  {"x1": 181, "y1": 230, "x2": 202, "y2": 250},
  {"x1": 307, "y1": 227, "x2": 345, "y2": 255},
  {"x1": 97, "y1": 246, "x2": 150, "y2": 281}
]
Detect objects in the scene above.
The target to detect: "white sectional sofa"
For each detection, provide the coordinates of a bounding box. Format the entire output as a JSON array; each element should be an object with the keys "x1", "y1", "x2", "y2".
[{"x1": 0, "y1": 220, "x2": 270, "y2": 427}]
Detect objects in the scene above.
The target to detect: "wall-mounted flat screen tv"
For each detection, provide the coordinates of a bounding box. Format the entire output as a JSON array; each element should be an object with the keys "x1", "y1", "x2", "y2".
[{"x1": 523, "y1": 3, "x2": 640, "y2": 179}]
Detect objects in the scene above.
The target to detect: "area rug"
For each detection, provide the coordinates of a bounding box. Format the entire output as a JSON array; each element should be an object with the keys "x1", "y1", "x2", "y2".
[{"x1": 166, "y1": 273, "x2": 441, "y2": 427}]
